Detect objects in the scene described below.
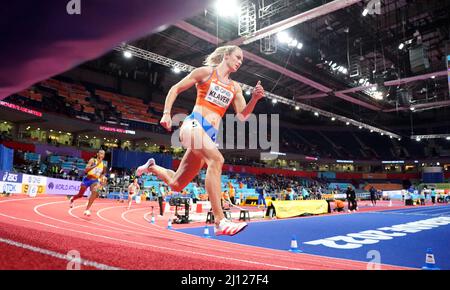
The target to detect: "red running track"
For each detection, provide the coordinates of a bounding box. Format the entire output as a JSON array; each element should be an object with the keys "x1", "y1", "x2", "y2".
[{"x1": 0, "y1": 195, "x2": 411, "y2": 270}]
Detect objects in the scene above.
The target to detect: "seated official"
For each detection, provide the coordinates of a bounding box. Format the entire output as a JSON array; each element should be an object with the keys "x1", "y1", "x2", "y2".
[{"x1": 333, "y1": 199, "x2": 345, "y2": 212}]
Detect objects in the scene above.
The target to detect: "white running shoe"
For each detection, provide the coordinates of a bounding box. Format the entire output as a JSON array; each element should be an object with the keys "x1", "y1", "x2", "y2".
[
  {"x1": 136, "y1": 158, "x2": 155, "y2": 177},
  {"x1": 84, "y1": 210, "x2": 91, "y2": 216},
  {"x1": 214, "y1": 218, "x2": 247, "y2": 236}
]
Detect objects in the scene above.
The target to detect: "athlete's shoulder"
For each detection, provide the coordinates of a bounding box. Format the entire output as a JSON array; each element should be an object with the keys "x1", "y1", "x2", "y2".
[
  {"x1": 190, "y1": 66, "x2": 213, "y2": 84},
  {"x1": 195, "y1": 66, "x2": 213, "y2": 74}
]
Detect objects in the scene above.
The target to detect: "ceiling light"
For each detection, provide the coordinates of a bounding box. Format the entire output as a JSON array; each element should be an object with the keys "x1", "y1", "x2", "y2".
[
  {"x1": 314, "y1": 112, "x2": 319, "y2": 117},
  {"x1": 362, "y1": 9, "x2": 369, "y2": 16},
  {"x1": 296, "y1": 43, "x2": 303, "y2": 50},
  {"x1": 172, "y1": 67, "x2": 181, "y2": 74},
  {"x1": 372, "y1": 91, "x2": 383, "y2": 100},
  {"x1": 272, "y1": 99, "x2": 277, "y2": 104},
  {"x1": 123, "y1": 51, "x2": 132, "y2": 58},
  {"x1": 288, "y1": 39, "x2": 298, "y2": 47},
  {"x1": 277, "y1": 31, "x2": 291, "y2": 44},
  {"x1": 295, "y1": 106, "x2": 300, "y2": 110},
  {"x1": 215, "y1": 0, "x2": 239, "y2": 17},
  {"x1": 398, "y1": 43, "x2": 404, "y2": 50}
]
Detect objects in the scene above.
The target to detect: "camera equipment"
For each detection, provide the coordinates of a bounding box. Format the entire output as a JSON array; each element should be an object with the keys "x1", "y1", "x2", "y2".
[{"x1": 169, "y1": 196, "x2": 190, "y2": 224}]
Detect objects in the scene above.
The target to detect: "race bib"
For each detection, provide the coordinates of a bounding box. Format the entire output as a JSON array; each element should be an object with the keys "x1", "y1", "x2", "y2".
[
  {"x1": 92, "y1": 167, "x2": 103, "y2": 176},
  {"x1": 204, "y1": 83, "x2": 233, "y2": 108}
]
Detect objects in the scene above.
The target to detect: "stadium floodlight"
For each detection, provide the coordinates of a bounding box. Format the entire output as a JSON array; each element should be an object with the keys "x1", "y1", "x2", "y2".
[
  {"x1": 215, "y1": 0, "x2": 239, "y2": 17},
  {"x1": 277, "y1": 31, "x2": 291, "y2": 44},
  {"x1": 288, "y1": 39, "x2": 298, "y2": 47},
  {"x1": 123, "y1": 50, "x2": 132, "y2": 58}
]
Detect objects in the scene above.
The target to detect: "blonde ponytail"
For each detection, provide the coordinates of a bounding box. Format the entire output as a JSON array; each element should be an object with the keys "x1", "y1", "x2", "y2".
[{"x1": 203, "y1": 45, "x2": 240, "y2": 66}]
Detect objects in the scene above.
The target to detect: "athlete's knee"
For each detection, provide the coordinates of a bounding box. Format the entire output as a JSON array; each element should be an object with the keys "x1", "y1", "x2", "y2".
[
  {"x1": 206, "y1": 155, "x2": 224, "y2": 168},
  {"x1": 76, "y1": 187, "x2": 87, "y2": 196},
  {"x1": 168, "y1": 180, "x2": 185, "y2": 192}
]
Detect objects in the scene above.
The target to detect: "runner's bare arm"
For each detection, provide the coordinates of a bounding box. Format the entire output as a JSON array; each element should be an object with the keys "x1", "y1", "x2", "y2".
[{"x1": 233, "y1": 81, "x2": 265, "y2": 122}]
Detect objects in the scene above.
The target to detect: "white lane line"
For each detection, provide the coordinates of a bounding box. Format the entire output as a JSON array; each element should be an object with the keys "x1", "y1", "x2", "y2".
[
  {"x1": 69, "y1": 204, "x2": 151, "y2": 236},
  {"x1": 368, "y1": 212, "x2": 431, "y2": 216},
  {"x1": 3, "y1": 198, "x2": 405, "y2": 270},
  {"x1": 1, "y1": 202, "x2": 294, "y2": 269},
  {"x1": 0, "y1": 237, "x2": 121, "y2": 270},
  {"x1": 382, "y1": 205, "x2": 449, "y2": 214}
]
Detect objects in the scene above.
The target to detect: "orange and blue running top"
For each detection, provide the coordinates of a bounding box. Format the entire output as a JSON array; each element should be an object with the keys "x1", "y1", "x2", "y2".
[{"x1": 195, "y1": 69, "x2": 237, "y2": 117}]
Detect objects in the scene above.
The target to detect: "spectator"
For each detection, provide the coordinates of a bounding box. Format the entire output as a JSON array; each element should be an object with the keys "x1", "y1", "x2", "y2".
[
  {"x1": 430, "y1": 188, "x2": 436, "y2": 205},
  {"x1": 257, "y1": 185, "x2": 267, "y2": 209},
  {"x1": 221, "y1": 190, "x2": 232, "y2": 209},
  {"x1": 229, "y1": 185, "x2": 235, "y2": 205},
  {"x1": 333, "y1": 199, "x2": 345, "y2": 212},
  {"x1": 346, "y1": 186, "x2": 357, "y2": 212},
  {"x1": 288, "y1": 188, "x2": 294, "y2": 201},
  {"x1": 302, "y1": 187, "x2": 309, "y2": 200},
  {"x1": 191, "y1": 183, "x2": 199, "y2": 204},
  {"x1": 157, "y1": 183, "x2": 166, "y2": 216},
  {"x1": 369, "y1": 186, "x2": 377, "y2": 206},
  {"x1": 419, "y1": 190, "x2": 425, "y2": 206},
  {"x1": 316, "y1": 186, "x2": 322, "y2": 200}
]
